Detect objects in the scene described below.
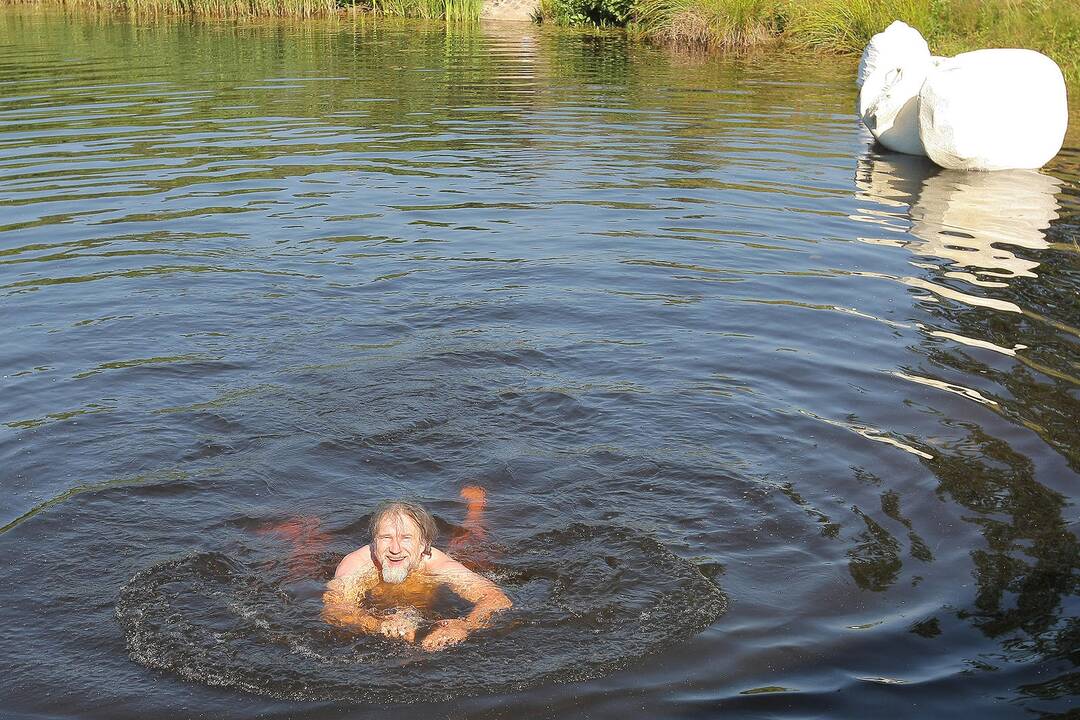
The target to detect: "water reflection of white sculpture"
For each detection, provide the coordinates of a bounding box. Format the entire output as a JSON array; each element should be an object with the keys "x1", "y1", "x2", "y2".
[
  {"x1": 857, "y1": 21, "x2": 1069, "y2": 171},
  {"x1": 854, "y1": 153, "x2": 1062, "y2": 291}
]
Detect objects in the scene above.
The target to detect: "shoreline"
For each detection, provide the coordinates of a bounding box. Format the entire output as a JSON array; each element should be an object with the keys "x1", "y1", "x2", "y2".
[{"x1": 2, "y1": 0, "x2": 1078, "y2": 89}]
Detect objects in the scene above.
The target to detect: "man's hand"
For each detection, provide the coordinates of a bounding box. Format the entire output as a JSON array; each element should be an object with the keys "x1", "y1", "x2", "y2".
[
  {"x1": 379, "y1": 609, "x2": 420, "y2": 643},
  {"x1": 421, "y1": 618, "x2": 469, "y2": 652}
]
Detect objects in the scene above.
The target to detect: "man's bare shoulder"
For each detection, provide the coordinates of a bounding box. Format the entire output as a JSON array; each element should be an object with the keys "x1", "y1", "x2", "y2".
[
  {"x1": 422, "y1": 547, "x2": 456, "y2": 568},
  {"x1": 423, "y1": 548, "x2": 482, "y2": 579},
  {"x1": 424, "y1": 547, "x2": 511, "y2": 613},
  {"x1": 334, "y1": 545, "x2": 375, "y2": 579}
]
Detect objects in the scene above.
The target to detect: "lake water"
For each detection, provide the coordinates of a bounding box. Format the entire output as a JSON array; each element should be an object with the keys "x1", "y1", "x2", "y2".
[{"x1": 2, "y1": 8, "x2": 1079, "y2": 719}]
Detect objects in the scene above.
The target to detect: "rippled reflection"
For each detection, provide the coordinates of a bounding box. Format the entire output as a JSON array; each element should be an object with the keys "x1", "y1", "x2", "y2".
[{"x1": 855, "y1": 154, "x2": 1062, "y2": 288}]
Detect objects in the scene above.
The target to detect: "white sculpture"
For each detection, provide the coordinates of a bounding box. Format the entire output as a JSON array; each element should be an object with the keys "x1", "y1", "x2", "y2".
[
  {"x1": 857, "y1": 21, "x2": 933, "y2": 155},
  {"x1": 918, "y1": 49, "x2": 1069, "y2": 170},
  {"x1": 856, "y1": 23, "x2": 1069, "y2": 171},
  {"x1": 860, "y1": 58, "x2": 933, "y2": 155},
  {"x1": 857, "y1": 21, "x2": 930, "y2": 107},
  {"x1": 855, "y1": 22, "x2": 941, "y2": 156}
]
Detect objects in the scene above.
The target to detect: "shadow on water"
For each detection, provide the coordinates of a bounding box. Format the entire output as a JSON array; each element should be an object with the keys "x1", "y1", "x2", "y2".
[{"x1": 115, "y1": 523, "x2": 726, "y2": 702}]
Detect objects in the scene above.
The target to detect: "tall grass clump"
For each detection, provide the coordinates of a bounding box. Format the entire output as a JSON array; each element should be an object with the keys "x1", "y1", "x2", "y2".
[
  {"x1": 632, "y1": 0, "x2": 782, "y2": 48},
  {"x1": 369, "y1": 0, "x2": 481, "y2": 20}
]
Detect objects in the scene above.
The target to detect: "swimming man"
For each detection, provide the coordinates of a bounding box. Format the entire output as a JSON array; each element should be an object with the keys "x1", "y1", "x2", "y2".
[{"x1": 322, "y1": 500, "x2": 512, "y2": 651}]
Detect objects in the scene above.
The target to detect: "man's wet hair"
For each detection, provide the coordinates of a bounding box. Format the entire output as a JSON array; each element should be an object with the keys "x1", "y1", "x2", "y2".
[{"x1": 368, "y1": 500, "x2": 438, "y2": 557}]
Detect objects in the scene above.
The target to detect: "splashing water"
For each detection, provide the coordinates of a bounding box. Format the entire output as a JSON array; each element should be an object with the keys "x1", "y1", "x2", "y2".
[{"x1": 115, "y1": 524, "x2": 727, "y2": 703}]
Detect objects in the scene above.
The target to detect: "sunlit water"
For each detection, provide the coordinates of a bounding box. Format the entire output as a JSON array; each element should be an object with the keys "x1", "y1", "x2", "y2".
[{"x1": 1, "y1": 8, "x2": 1079, "y2": 719}]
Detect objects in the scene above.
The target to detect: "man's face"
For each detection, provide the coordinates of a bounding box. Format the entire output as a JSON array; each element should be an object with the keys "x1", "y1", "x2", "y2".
[{"x1": 372, "y1": 512, "x2": 425, "y2": 584}]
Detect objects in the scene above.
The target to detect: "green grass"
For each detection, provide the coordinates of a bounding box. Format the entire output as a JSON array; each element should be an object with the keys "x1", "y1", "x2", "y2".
[
  {"x1": 778, "y1": 0, "x2": 1080, "y2": 72},
  {"x1": 798, "y1": 0, "x2": 1080, "y2": 85},
  {"x1": 924, "y1": 0, "x2": 1080, "y2": 74},
  {"x1": 780, "y1": 0, "x2": 935, "y2": 53},
  {"x1": 540, "y1": 0, "x2": 1079, "y2": 85}
]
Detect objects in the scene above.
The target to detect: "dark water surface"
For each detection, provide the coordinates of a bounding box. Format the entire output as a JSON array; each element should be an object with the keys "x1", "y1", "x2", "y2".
[{"x1": 2, "y1": 8, "x2": 1079, "y2": 719}]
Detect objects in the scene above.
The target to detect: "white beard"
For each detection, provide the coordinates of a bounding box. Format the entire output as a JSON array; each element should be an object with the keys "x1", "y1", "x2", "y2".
[{"x1": 381, "y1": 563, "x2": 409, "y2": 584}]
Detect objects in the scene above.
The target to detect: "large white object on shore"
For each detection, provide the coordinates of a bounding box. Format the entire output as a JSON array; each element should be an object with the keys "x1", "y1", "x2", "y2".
[
  {"x1": 856, "y1": 22, "x2": 1069, "y2": 170},
  {"x1": 919, "y1": 49, "x2": 1069, "y2": 170}
]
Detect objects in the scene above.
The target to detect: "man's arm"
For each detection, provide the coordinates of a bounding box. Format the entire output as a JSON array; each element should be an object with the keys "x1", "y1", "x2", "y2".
[
  {"x1": 422, "y1": 557, "x2": 512, "y2": 651},
  {"x1": 449, "y1": 565, "x2": 513, "y2": 629},
  {"x1": 322, "y1": 546, "x2": 421, "y2": 640},
  {"x1": 321, "y1": 569, "x2": 383, "y2": 634}
]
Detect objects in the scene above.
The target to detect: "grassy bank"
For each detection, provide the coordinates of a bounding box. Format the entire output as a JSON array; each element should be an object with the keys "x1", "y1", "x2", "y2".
[
  {"x1": 0, "y1": 0, "x2": 484, "y2": 20},
  {"x1": 541, "y1": 0, "x2": 1080, "y2": 85}
]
